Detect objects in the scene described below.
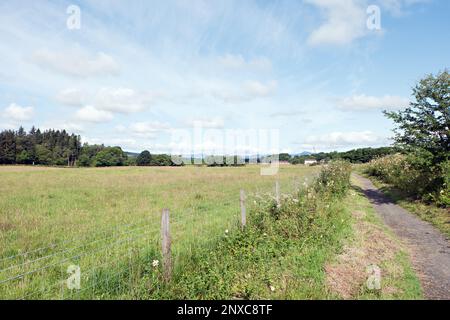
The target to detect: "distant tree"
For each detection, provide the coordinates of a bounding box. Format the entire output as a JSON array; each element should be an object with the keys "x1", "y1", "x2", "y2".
[
  {"x1": 35, "y1": 145, "x2": 53, "y2": 165},
  {"x1": 77, "y1": 154, "x2": 91, "y2": 167},
  {"x1": 16, "y1": 150, "x2": 31, "y2": 164},
  {"x1": 150, "y1": 154, "x2": 173, "y2": 166},
  {"x1": 278, "y1": 153, "x2": 291, "y2": 162},
  {"x1": 93, "y1": 147, "x2": 127, "y2": 167},
  {"x1": 0, "y1": 130, "x2": 16, "y2": 164},
  {"x1": 136, "y1": 150, "x2": 152, "y2": 166},
  {"x1": 125, "y1": 156, "x2": 137, "y2": 166},
  {"x1": 384, "y1": 70, "x2": 450, "y2": 164}
]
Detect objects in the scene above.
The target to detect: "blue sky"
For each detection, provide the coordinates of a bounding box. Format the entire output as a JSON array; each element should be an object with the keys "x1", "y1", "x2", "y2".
[{"x1": 0, "y1": 0, "x2": 449, "y2": 154}]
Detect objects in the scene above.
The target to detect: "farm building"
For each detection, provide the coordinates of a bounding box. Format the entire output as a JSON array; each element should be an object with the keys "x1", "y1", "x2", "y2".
[{"x1": 304, "y1": 159, "x2": 318, "y2": 166}]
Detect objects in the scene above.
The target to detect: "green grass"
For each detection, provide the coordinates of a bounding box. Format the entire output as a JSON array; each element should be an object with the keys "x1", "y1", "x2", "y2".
[
  {"x1": 0, "y1": 165, "x2": 422, "y2": 300},
  {"x1": 122, "y1": 161, "x2": 355, "y2": 299},
  {"x1": 0, "y1": 165, "x2": 319, "y2": 299}
]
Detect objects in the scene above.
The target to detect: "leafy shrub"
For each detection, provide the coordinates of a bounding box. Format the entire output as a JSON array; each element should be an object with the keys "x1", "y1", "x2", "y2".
[
  {"x1": 436, "y1": 161, "x2": 450, "y2": 206},
  {"x1": 314, "y1": 160, "x2": 352, "y2": 197},
  {"x1": 364, "y1": 153, "x2": 448, "y2": 206}
]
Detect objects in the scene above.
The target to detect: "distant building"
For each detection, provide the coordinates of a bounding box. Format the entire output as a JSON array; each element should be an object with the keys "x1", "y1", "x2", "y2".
[{"x1": 304, "y1": 159, "x2": 317, "y2": 166}]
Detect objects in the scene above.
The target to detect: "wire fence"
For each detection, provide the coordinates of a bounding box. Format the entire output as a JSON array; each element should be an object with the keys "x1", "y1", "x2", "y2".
[
  {"x1": 0, "y1": 196, "x2": 252, "y2": 300},
  {"x1": 0, "y1": 179, "x2": 300, "y2": 300}
]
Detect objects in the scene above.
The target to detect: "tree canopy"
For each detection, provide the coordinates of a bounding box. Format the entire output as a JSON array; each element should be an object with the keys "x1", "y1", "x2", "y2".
[
  {"x1": 136, "y1": 150, "x2": 152, "y2": 166},
  {"x1": 0, "y1": 127, "x2": 81, "y2": 166},
  {"x1": 384, "y1": 70, "x2": 449, "y2": 164}
]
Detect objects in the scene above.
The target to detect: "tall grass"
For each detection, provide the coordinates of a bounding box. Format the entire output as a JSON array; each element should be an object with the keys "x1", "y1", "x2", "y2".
[
  {"x1": 0, "y1": 165, "x2": 320, "y2": 299},
  {"x1": 130, "y1": 161, "x2": 354, "y2": 299}
]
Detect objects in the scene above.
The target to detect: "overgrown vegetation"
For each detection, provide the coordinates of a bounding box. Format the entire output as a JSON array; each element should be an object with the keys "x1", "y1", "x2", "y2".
[
  {"x1": 127, "y1": 161, "x2": 355, "y2": 299},
  {"x1": 364, "y1": 70, "x2": 449, "y2": 207}
]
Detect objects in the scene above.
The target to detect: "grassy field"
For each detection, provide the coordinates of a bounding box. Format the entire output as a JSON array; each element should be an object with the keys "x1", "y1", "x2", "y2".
[
  {"x1": 0, "y1": 164, "x2": 421, "y2": 300},
  {"x1": 0, "y1": 165, "x2": 319, "y2": 299}
]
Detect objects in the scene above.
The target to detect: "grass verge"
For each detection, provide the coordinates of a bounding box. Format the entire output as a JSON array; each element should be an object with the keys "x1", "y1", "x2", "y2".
[{"x1": 324, "y1": 176, "x2": 422, "y2": 299}]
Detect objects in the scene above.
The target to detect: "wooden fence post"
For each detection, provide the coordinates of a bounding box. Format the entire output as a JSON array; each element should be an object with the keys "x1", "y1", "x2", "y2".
[
  {"x1": 275, "y1": 180, "x2": 280, "y2": 206},
  {"x1": 240, "y1": 189, "x2": 246, "y2": 229},
  {"x1": 161, "y1": 208, "x2": 172, "y2": 282}
]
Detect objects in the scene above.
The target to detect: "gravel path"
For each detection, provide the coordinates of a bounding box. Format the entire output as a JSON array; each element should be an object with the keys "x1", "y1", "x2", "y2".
[{"x1": 353, "y1": 174, "x2": 450, "y2": 300}]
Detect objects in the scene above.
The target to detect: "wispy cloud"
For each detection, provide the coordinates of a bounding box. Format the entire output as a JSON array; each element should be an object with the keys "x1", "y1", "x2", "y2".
[
  {"x1": 336, "y1": 94, "x2": 409, "y2": 111},
  {"x1": 31, "y1": 48, "x2": 120, "y2": 77}
]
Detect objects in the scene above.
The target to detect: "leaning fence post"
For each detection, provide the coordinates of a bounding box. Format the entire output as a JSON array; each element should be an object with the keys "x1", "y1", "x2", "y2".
[
  {"x1": 240, "y1": 189, "x2": 246, "y2": 229},
  {"x1": 161, "y1": 208, "x2": 172, "y2": 282},
  {"x1": 275, "y1": 180, "x2": 280, "y2": 206}
]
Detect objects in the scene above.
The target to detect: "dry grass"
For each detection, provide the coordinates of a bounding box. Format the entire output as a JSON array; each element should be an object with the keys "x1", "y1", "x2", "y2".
[
  {"x1": 325, "y1": 184, "x2": 422, "y2": 299},
  {"x1": 325, "y1": 209, "x2": 398, "y2": 298}
]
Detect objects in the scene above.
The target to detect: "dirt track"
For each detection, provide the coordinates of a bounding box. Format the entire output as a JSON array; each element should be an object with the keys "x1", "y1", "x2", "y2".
[{"x1": 353, "y1": 174, "x2": 450, "y2": 300}]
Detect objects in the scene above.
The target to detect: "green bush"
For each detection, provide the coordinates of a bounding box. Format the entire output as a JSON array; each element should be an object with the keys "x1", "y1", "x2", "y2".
[
  {"x1": 314, "y1": 160, "x2": 352, "y2": 197},
  {"x1": 364, "y1": 153, "x2": 448, "y2": 206},
  {"x1": 93, "y1": 147, "x2": 127, "y2": 167},
  {"x1": 436, "y1": 161, "x2": 450, "y2": 206}
]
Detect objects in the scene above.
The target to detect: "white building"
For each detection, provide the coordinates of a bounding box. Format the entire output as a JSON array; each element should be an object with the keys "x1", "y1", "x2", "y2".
[{"x1": 304, "y1": 159, "x2": 317, "y2": 166}]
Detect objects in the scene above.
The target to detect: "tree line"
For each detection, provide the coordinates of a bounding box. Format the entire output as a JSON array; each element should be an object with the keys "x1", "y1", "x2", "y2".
[
  {"x1": 0, "y1": 127, "x2": 402, "y2": 168},
  {"x1": 0, "y1": 127, "x2": 179, "y2": 167},
  {"x1": 277, "y1": 146, "x2": 400, "y2": 165},
  {"x1": 0, "y1": 127, "x2": 81, "y2": 166}
]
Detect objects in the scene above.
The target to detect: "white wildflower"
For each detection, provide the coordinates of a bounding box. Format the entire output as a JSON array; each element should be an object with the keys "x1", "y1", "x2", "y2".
[{"x1": 152, "y1": 260, "x2": 159, "y2": 268}]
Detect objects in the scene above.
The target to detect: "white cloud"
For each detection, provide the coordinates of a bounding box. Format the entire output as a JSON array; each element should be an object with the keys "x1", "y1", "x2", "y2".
[
  {"x1": 3, "y1": 103, "x2": 34, "y2": 121},
  {"x1": 270, "y1": 110, "x2": 307, "y2": 117},
  {"x1": 297, "y1": 130, "x2": 385, "y2": 149},
  {"x1": 244, "y1": 80, "x2": 277, "y2": 97},
  {"x1": 42, "y1": 121, "x2": 85, "y2": 133},
  {"x1": 218, "y1": 54, "x2": 272, "y2": 70},
  {"x1": 31, "y1": 49, "x2": 119, "y2": 77},
  {"x1": 185, "y1": 117, "x2": 224, "y2": 128},
  {"x1": 212, "y1": 80, "x2": 277, "y2": 103},
  {"x1": 93, "y1": 88, "x2": 159, "y2": 114},
  {"x1": 56, "y1": 88, "x2": 85, "y2": 106},
  {"x1": 336, "y1": 94, "x2": 409, "y2": 111},
  {"x1": 81, "y1": 136, "x2": 139, "y2": 150},
  {"x1": 378, "y1": 0, "x2": 429, "y2": 16},
  {"x1": 129, "y1": 121, "x2": 170, "y2": 137},
  {"x1": 306, "y1": 0, "x2": 367, "y2": 46},
  {"x1": 75, "y1": 106, "x2": 113, "y2": 123}
]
